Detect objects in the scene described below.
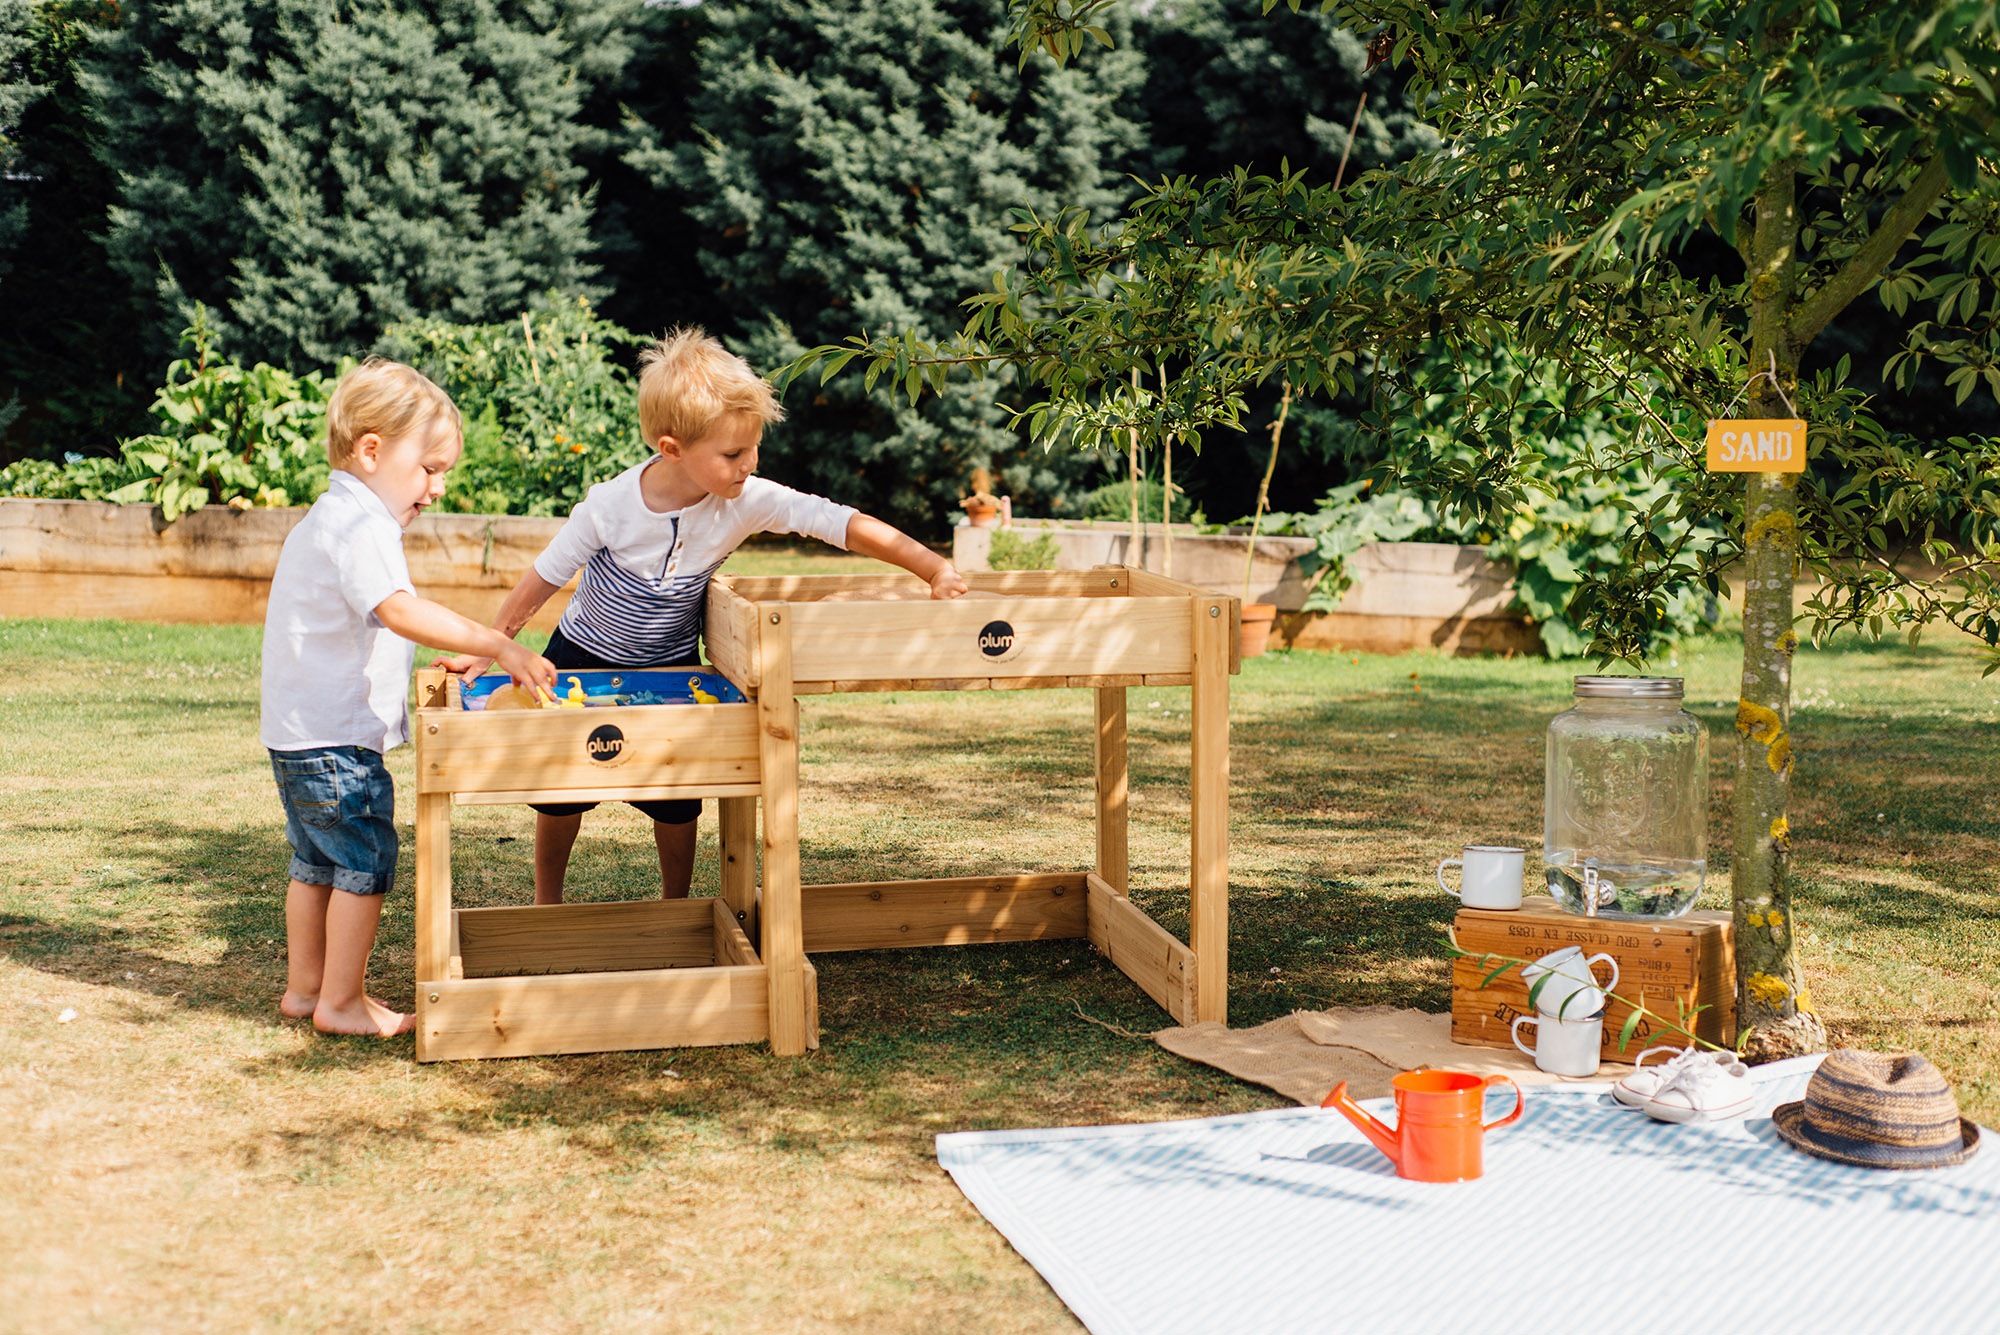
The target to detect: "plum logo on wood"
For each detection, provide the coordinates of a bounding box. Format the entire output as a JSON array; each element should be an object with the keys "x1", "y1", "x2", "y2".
[
  {"x1": 978, "y1": 619, "x2": 1022, "y2": 662},
  {"x1": 586, "y1": 723, "x2": 626, "y2": 764}
]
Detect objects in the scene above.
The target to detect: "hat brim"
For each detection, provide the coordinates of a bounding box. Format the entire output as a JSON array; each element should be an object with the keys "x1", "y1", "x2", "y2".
[{"x1": 1771, "y1": 1099, "x2": 1982, "y2": 1170}]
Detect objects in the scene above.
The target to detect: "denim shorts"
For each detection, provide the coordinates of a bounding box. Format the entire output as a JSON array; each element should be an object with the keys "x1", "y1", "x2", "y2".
[{"x1": 269, "y1": 746, "x2": 399, "y2": 895}]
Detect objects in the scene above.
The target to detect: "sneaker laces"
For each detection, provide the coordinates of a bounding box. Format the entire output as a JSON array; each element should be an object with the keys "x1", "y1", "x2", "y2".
[{"x1": 1653, "y1": 1051, "x2": 1742, "y2": 1103}]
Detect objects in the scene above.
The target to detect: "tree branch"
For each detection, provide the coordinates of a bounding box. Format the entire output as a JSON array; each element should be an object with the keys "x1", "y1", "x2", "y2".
[{"x1": 1788, "y1": 153, "x2": 1952, "y2": 348}]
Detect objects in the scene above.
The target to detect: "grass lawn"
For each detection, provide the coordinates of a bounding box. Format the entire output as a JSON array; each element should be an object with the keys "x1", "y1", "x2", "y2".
[{"x1": 4, "y1": 550, "x2": 1999, "y2": 1329}]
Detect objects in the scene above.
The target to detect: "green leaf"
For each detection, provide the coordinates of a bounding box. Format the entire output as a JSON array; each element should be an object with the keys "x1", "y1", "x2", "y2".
[{"x1": 1616, "y1": 1006, "x2": 1646, "y2": 1054}]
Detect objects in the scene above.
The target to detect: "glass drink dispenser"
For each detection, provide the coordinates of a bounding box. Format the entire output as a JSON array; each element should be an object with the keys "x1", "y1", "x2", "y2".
[{"x1": 1544, "y1": 675, "x2": 1708, "y2": 919}]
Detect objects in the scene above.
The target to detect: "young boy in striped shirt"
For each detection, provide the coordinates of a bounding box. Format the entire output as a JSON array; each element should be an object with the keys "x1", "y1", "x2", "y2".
[{"x1": 440, "y1": 327, "x2": 967, "y2": 902}]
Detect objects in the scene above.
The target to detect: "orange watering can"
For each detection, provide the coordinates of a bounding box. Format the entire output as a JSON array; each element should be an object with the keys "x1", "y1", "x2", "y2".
[{"x1": 1322, "y1": 1070, "x2": 1525, "y2": 1183}]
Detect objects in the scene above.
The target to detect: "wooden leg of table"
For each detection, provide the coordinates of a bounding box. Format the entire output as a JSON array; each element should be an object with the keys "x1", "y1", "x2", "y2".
[
  {"x1": 415, "y1": 790, "x2": 452, "y2": 984},
  {"x1": 414, "y1": 788, "x2": 451, "y2": 1062},
  {"x1": 719, "y1": 795, "x2": 758, "y2": 943},
  {"x1": 1190, "y1": 597, "x2": 1230, "y2": 1025},
  {"x1": 1095, "y1": 685, "x2": 1129, "y2": 894},
  {"x1": 756, "y1": 606, "x2": 809, "y2": 1055}
]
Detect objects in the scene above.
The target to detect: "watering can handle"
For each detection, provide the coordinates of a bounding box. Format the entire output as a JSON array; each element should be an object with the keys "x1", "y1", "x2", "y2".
[{"x1": 1482, "y1": 1074, "x2": 1526, "y2": 1131}]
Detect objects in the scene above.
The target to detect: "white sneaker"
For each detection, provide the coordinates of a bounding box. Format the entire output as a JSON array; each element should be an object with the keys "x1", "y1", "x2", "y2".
[
  {"x1": 1612, "y1": 1046, "x2": 1694, "y2": 1108},
  {"x1": 1641, "y1": 1050, "x2": 1754, "y2": 1123}
]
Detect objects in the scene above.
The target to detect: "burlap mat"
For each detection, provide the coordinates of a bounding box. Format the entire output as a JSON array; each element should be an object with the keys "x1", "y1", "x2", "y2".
[{"x1": 1155, "y1": 1007, "x2": 1634, "y2": 1106}]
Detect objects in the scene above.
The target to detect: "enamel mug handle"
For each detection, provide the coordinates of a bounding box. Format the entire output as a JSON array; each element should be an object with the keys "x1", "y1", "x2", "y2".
[
  {"x1": 1585, "y1": 951, "x2": 1620, "y2": 995},
  {"x1": 1437, "y1": 858, "x2": 1463, "y2": 897},
  {"x1": 1511, "y1": 1014, "x2": 1538, "y2": 1058}
]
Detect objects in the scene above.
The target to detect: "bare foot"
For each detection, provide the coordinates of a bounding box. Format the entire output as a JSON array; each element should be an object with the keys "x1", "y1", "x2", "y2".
[
  {"x1": 313, "y1": 994, "x2": 416, "y2": 1037},
  {"x1": 280, "y1": 991, "x2": 318, "y2": 1019}
]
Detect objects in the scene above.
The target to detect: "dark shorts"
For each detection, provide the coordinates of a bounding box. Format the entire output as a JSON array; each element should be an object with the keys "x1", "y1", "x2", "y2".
[
  {"x1": 270, "y1": 746, "x2": 398, "y2": 896},
  {"x1": 530, "y1": 624, "x2": 701, "y2": 825}
]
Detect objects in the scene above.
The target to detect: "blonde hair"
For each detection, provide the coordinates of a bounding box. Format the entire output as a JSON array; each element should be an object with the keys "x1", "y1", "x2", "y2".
[
  {"x1": 637, "y1": 327, "x2": 785, "y2": 447},
  {"x1": 326, "y1": 358, "x2": 461, "y2": 467}
]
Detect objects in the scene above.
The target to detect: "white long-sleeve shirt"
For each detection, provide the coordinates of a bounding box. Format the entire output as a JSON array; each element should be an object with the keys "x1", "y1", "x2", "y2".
[{"x1": 533, "y1": 460, "x2": 857, "y2": 664}]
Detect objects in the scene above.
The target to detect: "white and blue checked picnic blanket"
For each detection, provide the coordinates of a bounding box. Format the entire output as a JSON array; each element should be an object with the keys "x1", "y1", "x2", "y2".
[{"x1": 937, "y1": 1056, "x2": 2000, "y2": 1335}]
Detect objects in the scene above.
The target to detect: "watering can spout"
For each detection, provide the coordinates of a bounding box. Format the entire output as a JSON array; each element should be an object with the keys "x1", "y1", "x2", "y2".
[{"x1": 1321, "y1": 1081, "x2": 1401, "y2": 1165}]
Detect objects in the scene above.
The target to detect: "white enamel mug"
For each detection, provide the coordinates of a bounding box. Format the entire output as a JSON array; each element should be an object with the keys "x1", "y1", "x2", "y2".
[
  {"x1": 1512, "y1": 1009, "x2": 1604, "y2": 1078},
  {"x1": 1520, "y1": 945, "x2": 1620, "y2": 1018},
  {"x1": 1436, "y1": 845, "x2": 1525, "y2": 911}
]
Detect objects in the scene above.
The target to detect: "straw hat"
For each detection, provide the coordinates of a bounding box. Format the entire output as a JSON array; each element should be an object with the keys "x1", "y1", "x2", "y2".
[{"x1": 1772, "y1": 1049, "x2": 1981, "y2": 1170}]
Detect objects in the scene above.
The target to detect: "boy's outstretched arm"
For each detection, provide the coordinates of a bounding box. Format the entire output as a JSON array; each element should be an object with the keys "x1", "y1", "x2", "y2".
[
  {"x1": 430, "y1": 570, "x2": 566, "y2": 680},
  {"x1": 845, "y1": 514, "x2": 968, "y2": 599},
  {"x1": 375, "y1": 590, "x2": 557, "y2": 692}
]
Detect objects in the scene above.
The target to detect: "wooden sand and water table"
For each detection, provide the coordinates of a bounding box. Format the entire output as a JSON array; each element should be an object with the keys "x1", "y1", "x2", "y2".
[{"x1": 410, "y1": 565, "x2": 1238, "y2": 1062}]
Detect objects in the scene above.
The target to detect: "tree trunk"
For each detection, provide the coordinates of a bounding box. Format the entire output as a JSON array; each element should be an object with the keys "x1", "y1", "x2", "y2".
[{"x1": 1732, "y1": 159, "x2": 1828, "y2": 1062}]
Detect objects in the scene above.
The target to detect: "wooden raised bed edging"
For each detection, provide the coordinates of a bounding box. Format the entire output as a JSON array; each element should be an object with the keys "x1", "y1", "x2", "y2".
[
  {"x1": 2, "y1": 498, "x2": 1539, "y2": 656},
  {"x1": 0, "y1": 497, "x2": 575, "y2": 629},
  {"x1": 953, "y1": 521, "x2": 1540, "y2": 656}
]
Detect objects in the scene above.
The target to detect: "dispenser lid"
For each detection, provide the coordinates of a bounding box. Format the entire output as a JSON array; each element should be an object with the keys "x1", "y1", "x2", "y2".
[{"x1": 1572, "y1": 675, "x2": 1683, "y2": 699}]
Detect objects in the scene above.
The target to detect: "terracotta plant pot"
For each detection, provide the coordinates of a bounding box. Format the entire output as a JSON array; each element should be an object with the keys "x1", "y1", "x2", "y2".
[
  {"x1": 962, "y1": 499, "x2": 1001, "y2": 528},
  {"x1": 1240, "y1": 602, "x2": 1277, "y2": 658}
]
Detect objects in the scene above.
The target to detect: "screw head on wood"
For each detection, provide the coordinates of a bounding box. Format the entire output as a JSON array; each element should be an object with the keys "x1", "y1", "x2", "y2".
[
  {"x1": 428, "y1": 992, "x2": 439, "y2": 1002},
  {"x1": 427, "y1": 724, "x2": 438, "y2": 733},
  {"x1": 1209, "y1": 606, "x2": 1221, "y2": 617},
  {"x1": 770, "y1": 613, "x2": 781, "y2": 623}
]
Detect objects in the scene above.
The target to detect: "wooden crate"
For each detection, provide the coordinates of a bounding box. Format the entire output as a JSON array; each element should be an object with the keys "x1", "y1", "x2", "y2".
[{"x1": 1451, "y1": 896, "x2": 1735, "y2": 1060}]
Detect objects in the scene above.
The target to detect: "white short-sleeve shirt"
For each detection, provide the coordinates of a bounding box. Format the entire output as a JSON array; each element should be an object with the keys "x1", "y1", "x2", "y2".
[
  {"x1": 259, "y1": 470, "x2": 418, "y2": 753},
  {"x1": 532, "y1": 462, "x2": 857, "y2": 664}
]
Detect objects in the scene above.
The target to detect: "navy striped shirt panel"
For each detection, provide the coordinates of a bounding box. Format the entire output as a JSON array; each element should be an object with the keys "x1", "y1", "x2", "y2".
[{"x1": 560, "y1": 547, "x2": 718, "y2": 665}]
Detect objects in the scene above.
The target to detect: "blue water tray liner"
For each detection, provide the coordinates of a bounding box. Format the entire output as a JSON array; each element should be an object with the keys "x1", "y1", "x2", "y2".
[{"x1": 460, "y1": 668, "x2": 746, "y2": 710}]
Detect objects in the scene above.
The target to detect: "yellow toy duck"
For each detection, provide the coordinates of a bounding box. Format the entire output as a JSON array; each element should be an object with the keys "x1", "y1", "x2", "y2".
[
  {"x1": 688, "y1": 675, "x2": 720, "y2": 705},
  {"x1": 562, "y1": 675, "x2": 588, "y2": 708}
]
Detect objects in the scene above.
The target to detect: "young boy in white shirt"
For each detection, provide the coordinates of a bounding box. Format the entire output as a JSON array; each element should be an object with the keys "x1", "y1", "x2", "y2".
[
  {"x1": 441, "y1": 327, "x2": 966, "y2": 903},
  {"x1": 262, "y1": 360, "x2": 556, "y2": 1036}
]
